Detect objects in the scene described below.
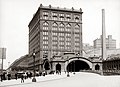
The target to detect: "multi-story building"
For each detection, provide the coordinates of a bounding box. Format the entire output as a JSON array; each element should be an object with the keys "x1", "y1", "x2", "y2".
[
  {"x1": 93, "y1": 35, "x2": 116, "y2": 49},
  {"x1": 28, "y1": 4, "x2": 83, "y2": 71}
]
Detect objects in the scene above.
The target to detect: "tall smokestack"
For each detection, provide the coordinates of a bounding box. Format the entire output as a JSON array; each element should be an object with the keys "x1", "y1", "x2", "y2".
[{"x1": 102, "y1": 9, "x2": 107, "y2": 60}]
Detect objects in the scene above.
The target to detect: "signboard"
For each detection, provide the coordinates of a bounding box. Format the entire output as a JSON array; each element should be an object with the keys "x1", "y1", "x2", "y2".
[{"x1": 0, "y1": 48, "x2": 6, "y2": 59}]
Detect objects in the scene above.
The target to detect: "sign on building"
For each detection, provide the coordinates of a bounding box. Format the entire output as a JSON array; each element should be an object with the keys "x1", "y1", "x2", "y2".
[{"x1": 0, "y1": 48, "x2": 6, "y2": 59}]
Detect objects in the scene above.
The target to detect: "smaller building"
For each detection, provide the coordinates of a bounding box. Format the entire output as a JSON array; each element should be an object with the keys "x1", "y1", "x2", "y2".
[
  {"x1": 7, "y1": 54, "x2": 29, "y2": 72},
  {"x1": 103, "y1": 54, "x2": 120, "y2": 75},
  {"x1": 93, "y1": 35, "x2": 116, "y2": 49}
]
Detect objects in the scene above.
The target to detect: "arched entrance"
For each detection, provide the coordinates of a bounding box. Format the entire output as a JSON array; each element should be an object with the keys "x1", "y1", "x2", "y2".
[
  {"x1": 67, "y1": 60, "x2": 90, "y2": 72},
  {"x1": 56, "y1": 63, "x2": 61, "y2": 72},
  {"x1": 95, "y1": 64, "x2": 100, "y2": 70},
  {"x1": 44, "y1": 60, "x2": 50, "y2": 70}
]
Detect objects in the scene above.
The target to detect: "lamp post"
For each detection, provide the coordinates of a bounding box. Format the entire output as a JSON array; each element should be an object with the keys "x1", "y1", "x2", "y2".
[
  {"x1": 32, "y1": 49, "x2": 36, "y2": 82},
  {"x1": 73, "y1": 61, "x2": 75, "y2": 74},
  {"x1": 67, "y1": 57, "x2": 70, "y2": 77}
]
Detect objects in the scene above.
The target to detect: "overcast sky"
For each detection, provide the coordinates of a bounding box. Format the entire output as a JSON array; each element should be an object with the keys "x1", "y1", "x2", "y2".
[{"x1": 0, "y1": 0, "x2": 120, "y2": 69}]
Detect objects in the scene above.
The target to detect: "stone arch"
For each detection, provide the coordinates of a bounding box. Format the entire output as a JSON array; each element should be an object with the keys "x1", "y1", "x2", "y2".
[
  {"x1": 95, "y1": 64, "x2": 100, "y2": 70},
  {"x1": 56, "y1": 63, "x2": 61, "y2": 72},
  {"x1": 43, "y1": 59, "x2": 50, "y2": 70},
  {"x1": 65, "y1": 57, "x2": 92, "y2": 72}
]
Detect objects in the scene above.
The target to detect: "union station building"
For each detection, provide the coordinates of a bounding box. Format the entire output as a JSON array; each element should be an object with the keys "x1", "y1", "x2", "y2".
[
  {"x1": 27, "y1": 4, "x2": 103, "y2": 73},
  {"x1": 8, "y1": 5, "x2": 120, "y2": 75}
]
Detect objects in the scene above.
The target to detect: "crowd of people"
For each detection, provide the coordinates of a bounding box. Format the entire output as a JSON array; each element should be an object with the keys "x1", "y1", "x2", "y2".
[
  {"x1": 0, "y1": 72, "x2": 12, "y2": 82},
  {"x1": 0, "y1": 72, "x2": 33, "y2": 83},
  {"x1": 0, "y1": 70, "x2": 61, "y2": 83}
]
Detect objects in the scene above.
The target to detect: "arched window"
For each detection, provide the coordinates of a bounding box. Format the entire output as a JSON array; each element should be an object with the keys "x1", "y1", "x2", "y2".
[
  {"x1": 43, "y1": 22, "x2": 49, "y2": 30},
  {"x1": 52, "y1": 22, "x2": 58, "y2": 31},
  {"x1": 59, "y1": 23, "x2": 64, "y2": 31},
  {"x1": 66, "y1": 23, "x2": 71, "y2": 32},
  {"x1": 75, "y1": 15, "x2": 79, "y2": 22},
  {"x1": 43, "y1": 11, "x2": 49, "y2": 19},
  {"x1": 75, "y1": 24, "x2": 80, "y2": 32},
  {"x1": 59, "y1": 13, "x2": 64, "y2": 21}
]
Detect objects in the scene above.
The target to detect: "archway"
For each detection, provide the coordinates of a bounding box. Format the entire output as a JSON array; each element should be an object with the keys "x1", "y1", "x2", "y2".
[
  {"x1": 56, "y1": 63, "x2": 61, "y2": 72},
  {"x1": 95, "y1": 64, "x2": 100, "y2": 70},
  {"x1": 44, "y1": 61, "x2": 50, "y2": 70},
  {"x1": 67, "y1": 60, "x2": 90, "y2": 72}
]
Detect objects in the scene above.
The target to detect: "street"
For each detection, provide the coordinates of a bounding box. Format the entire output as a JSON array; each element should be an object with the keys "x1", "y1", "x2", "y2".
[{"x1": 0, "y1": 72, "x2": 120, "y2": 87}]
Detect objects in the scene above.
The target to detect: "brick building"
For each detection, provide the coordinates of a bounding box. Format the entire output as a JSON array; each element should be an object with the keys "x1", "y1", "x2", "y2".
[
  {"x1": 93, "y1": 35, "x2": 116, "y2": 49},
  {"x1": 28, "y1": 4, "x2": 83, "y2": 72}
]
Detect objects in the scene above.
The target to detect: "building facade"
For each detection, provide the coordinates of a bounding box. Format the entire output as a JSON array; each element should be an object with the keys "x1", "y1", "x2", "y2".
[
  {"x1": 103, "y1": 54, "x2": 120, "y2": 75},
  {"x1": 28, "y1": 4, "x2": 83, "y2": 71},
  {"x1": 93, "y1": 35, "x2": 116, "y2": 49}
]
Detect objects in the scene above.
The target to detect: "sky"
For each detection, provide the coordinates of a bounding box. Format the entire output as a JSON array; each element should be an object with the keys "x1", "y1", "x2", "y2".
[{"x1": 0, "y1": 0, "x2": 120, "y2": 69}]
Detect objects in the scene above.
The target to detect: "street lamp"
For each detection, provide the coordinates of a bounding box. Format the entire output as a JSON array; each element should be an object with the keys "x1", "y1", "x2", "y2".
[
  {"x1": 67, "y1": 57, "x2": 70, "y2": 77},
  {"x1": 32, "y1": 49, "x2": 36, "y2": 82},
  {"x1": 73, "y1": 61, "x2": 75, "y2": 74}
]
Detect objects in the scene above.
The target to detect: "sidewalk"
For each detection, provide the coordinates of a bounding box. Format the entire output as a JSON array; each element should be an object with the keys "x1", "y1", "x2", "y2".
[{"x1": 0, "y1": 72, "x2": 74, "y2": 87}]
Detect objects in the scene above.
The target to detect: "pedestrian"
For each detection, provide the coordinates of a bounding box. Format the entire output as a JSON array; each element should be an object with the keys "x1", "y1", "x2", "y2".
[
  {"x1": 7, "y1": 73, "x2": 11, "y2": 80},
  {"x1": 21, "y1": 74, "x2": 24, "y2": 83},
  {"x1": 29, "y1": 72, "x2": 32, "y2": 78},
  {"x1": 3, "y1": 73, "x2": 6, "y2": 80},
  {"x1": 0, "y1": 74, "x2": 3, "y2": 82},
  {"x1": 24, "y1": 73, "x2": 27, "y2": 79}
]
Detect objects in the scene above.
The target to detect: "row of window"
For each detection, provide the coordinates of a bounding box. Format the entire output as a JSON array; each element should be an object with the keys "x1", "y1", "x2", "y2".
[
  {"x1": 43, "y1": 11, "x2": 80, "y2": 22},
  {"x1": 43, "y1": 22, "x2": 80, "y2": 31},
  {"x1": 43, "y1": 45, "x2": 73, "y2": 49}
]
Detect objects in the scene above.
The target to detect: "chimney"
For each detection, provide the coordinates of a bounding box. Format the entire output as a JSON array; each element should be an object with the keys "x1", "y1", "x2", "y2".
[{"x1": 101, "y1": 9, "x2": 107, "y2": 60}]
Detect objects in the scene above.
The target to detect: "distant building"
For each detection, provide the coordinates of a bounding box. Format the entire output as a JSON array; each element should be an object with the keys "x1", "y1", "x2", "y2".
[
  {"x1": 8, "y1": 54, "x2": 29, "y2": 71},
  {"x1": 93, "y1": 35, "x2": 116, "y2": 49},
  {"x1": 83, "y1": 48, "x2": 120, "y2": 58},
  {"x1": 103, "y1": 54, "x2": 120, "y2": 74},
  {"x1": 28, "y1": 4, "x2": 83, "y2": 71}
]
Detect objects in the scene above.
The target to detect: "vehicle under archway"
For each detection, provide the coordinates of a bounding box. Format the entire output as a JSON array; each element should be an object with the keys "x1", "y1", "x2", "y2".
[{"x1": 66, "y1": 60, "x2": 90, "y2": 72}]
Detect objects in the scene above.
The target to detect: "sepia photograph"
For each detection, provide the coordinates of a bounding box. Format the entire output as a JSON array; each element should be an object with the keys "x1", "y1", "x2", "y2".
[{"x1": 0, "y1": 0, "x2": 120, "y2": 87}]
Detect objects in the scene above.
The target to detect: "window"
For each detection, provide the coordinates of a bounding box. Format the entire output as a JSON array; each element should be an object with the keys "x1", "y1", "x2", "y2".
[
  {"x1": 52, "y1": 12, "x2": 58, "y2": 20},
  {"x1": 74, "y1": 15, "x2": 80, "y2": 22},
  {"x1": 43, "y1": 36, "x2": 48, "y2": 40},
  {"x1": 66, "y1": 14, "x2": 71, "y2": 21},
  {"x1": 43, "y1": 45, "x2": 48, "y2": 49},
  {"x1": 52, "y1": 32, "x2": 57, "y2": 36},
  {"x1": 75, "y1": 42, "x2": 79, "y2": 46},
  {"x1": 43, "y1": 11, "x2": 49, "y2": 19},
  {"x1": 59, "y1": 13, "x2": 64, "y2": 21},
  {"x1": 75, "y1": 24, "x2": 80, "y2": 32},
  {"x1": 52, "y1": 41, "x2": 57, "y2": 45},
  {"x1": 43, "y1": 32, "x2": 48, "y2": 36},
  {"x1": 66, "y1": 24, "x2": 71, "y2": 32},
  {"x1": 53, "y1": 36, "x2": 57, "y2": 40},
  {"x1": 52, "y1": 23, "x2": 58, "y2": 31},
  {"x1": 59, "y1": 23, "x2": 64, "y2": 31},
  {"x1": 59, "y1": 33, "x2": 64, "y2": 37},
  {"x1": 59, "y1": 37, "x2": 64, "y2": 41},
  {"x1": 43, "y1": 22, "x2": 49, "y2": 30}
]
